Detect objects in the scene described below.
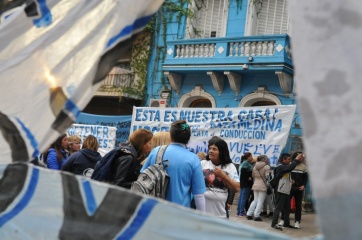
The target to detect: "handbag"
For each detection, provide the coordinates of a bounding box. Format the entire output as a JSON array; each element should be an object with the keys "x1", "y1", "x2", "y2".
[{"x1": 258, "y1": 170, "x2": 273, "y2": 195}]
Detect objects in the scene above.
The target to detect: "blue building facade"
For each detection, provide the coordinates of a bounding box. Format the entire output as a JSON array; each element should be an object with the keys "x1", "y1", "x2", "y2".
[{"x1": 146, "y1": 0, "x2": 303, "y2": 153}]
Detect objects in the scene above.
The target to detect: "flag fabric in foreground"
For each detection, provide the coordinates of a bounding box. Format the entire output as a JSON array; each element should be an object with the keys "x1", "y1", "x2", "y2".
[
  {"x1": 0, "y1": 163, "x2": 297, "y2": 240},
  {"x1": 0, "y1": 0, "x2": 164, "y2": 163},
  {"x1": 290, "y1": 1, "x2": 362, "y2": 239}
]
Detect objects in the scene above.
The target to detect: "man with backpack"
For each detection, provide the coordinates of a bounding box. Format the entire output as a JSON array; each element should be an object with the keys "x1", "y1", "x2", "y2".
[
  {"x1": 141, "y1": 120, "x2": 206, "y2": 212},
  {"x1": 271, "y1": 152, "x2": 303, "y2": 230}
]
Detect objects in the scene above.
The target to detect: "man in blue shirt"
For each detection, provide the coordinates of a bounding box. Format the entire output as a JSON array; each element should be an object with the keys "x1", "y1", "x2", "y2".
[{"x1": 141, "y1": 120, "x2": 206, "y2": 211}]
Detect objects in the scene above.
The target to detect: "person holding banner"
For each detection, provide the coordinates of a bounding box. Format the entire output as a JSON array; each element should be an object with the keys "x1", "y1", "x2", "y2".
[{"x1": 201, "y1": 139, "x2": 240, "y2": 218}]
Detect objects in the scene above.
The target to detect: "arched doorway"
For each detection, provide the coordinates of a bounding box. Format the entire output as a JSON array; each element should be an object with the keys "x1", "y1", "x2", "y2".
[
  {"x1": 251, "y1": 100, "x2": 276, "y2": 106},
  {"x1": 189, "y1": 99, "x2": 212, "y2": 108},
  {"x1": 178, "y1": 86, "x2": 216, "y2": 107},
  {"x1": 238, "y1": 91, "x2": 281, "y2": 107}
]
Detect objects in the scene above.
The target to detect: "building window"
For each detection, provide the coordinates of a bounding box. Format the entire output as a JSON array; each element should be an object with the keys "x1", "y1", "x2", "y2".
[
  {"x1": 190, "y1": 99, "x2": 212, "y2": 108},
  {"x1": 246, "y1": 0, "x2": 291, "y2": 36},
  {"x1": 251, "y1": 100, "x2": 276, "y2": 106},
  {"x1": 185, "y1": 0, "x2": 228, "y2": 39}
]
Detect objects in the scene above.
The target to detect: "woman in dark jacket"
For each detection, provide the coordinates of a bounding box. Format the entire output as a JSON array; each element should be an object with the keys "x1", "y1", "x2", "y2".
[
  {"x1": 62, "y1": 135, "x2": 101, "y2": 178},
  {"x1": 113, "y1": 129, "x2": 153, "y2": 189},
  {"x1": 236, "y1": 152, "x2": 254, "y2": 217}
]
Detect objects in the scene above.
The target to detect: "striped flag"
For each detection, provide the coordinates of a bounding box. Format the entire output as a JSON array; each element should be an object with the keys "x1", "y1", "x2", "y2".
[{"x1": 0, "y1": 0, "x2": 164, "y2": 163}]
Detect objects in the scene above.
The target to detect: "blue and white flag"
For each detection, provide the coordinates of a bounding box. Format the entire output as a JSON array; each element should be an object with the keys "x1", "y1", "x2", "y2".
[
  {"x1": 0, "y1": 163, "x2": 292, "y2": 239},
  {"x1": 0, "y1": 0, "x2": 164, "y2": 163}
]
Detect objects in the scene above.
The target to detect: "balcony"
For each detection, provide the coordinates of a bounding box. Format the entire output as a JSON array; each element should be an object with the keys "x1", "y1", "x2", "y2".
[
  {"x1": 95, "y1": 67, "x2": 134, "y2": 97},
  {"x1": 163, "y1": 34, "x2": 292, "y2": 73},
  {"x1": 163, "y1": 34, "x2": 293, "y2": 96}
]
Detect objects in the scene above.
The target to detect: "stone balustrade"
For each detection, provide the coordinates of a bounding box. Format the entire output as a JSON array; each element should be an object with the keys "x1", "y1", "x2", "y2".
[
  {"x1": 175, "y1": 43, "x2": 216, "y2": 58},
  {"x1": 228, "y1": 41, "x2": 275, "y2": 57},
  {"x1": 172, "y1": 40, "x2": 277, "y2": 59}
]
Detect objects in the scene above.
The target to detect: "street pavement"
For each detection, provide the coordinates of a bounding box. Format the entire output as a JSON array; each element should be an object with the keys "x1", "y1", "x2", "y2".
[{"x1": 229, "y1": 204, "x2": 323, "y2": 239}]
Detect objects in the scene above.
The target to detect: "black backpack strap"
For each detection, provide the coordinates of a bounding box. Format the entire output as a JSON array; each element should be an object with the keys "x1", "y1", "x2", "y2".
[{"x1": 156, "y1": 145, "x2": 169, "y2": 166}]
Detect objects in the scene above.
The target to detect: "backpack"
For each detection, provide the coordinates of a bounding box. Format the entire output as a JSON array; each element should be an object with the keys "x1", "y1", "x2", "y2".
[
  {"x1": 267, "y1": 167, "x2": 278, "y2": 189},
  {"x1": 91, "y1": 146, "x2": 137, "y2": 182},
  {"x1": 131, "y1": 145, "x2": 170, "y2": 199}
]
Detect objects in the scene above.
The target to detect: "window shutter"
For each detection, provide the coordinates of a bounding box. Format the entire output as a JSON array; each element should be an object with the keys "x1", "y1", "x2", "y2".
[
  {"x1": 186, "y1": 0, "x2": 227, "y2": 39},
  {"x1": 256, "y1": 0, "x2": 290, "y2": 35}
]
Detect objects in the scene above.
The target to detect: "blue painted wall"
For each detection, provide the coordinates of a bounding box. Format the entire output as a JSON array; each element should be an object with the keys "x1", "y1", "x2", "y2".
[{"x1": 145, "y1": 0, "x2": 301, "y2": 154}]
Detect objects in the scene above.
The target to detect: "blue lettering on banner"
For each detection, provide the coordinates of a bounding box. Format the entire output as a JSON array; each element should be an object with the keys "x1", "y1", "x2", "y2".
[
  {"x1": 237, "y1": 108, "x2": 279, "y2": 121},
  {"x1": 132, "y1": 125, "x2": 170, "y2": 133},
  {"x1": 98, "y1": 139, "x2": 109, "y2": 148},
  {"x1": 195, "y1": 110, "x2": 202, "y2": 123},
  {"x1": 164, "y1": 110, "x2": 171, "y2": 122},
  {"x1": 220, "y1": 130, "x2": 266, "y2": 140},
  {"x1": 210, "y1": 119, "x2": 282, "y2": 132},
  {"x1": 171, "y1": 111, "x2": 178, "y2": 122},
  {"x1": 202, "y1": 111, "x2": 209, "y2": 122},
  {"x1": 229, "y1": 142, "x2": 280, "y2": 155}
]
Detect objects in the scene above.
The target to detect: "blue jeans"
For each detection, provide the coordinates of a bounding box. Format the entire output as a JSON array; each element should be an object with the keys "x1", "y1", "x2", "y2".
[{"x1": 237, "y1": 187, "x2": 251, "y2": 215}]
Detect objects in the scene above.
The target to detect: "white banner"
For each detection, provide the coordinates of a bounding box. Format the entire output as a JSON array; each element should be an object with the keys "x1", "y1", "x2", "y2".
[
  {"x1": 131, "y1": 105, "x2": 296, "y2": 166},
  {"x1": 67, "y1": 124, "x2": 117, "y2": 153}
]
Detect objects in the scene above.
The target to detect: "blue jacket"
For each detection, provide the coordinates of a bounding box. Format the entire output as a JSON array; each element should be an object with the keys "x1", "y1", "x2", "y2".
[{"x1": 46, "y1": 148, "x2": 68, "y2": 170}]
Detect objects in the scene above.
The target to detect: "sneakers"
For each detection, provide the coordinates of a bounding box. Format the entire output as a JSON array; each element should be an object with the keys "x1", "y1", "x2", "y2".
[
  {"x1": 271, "y1": 224, "x2": 283, "y2": 231},
  {"x1": 246, "y1": 215, "x2": 253, "y2": 220},
  {"x1": 254, "y1": 217, "x2": 262, "y2": 221},
  {"x1": 295, "y1": 221, "x2": 300, "y2": 229},
  {"x1": 260, "y1": 211, "x2": 267, "y2": 216},
  {"x1": 278, "y1": 220, "x2": 284, "y2": 226},
  {"x1": 267, "y1": 212, "x2": 274, "y2": 218},
  {"x1": 283, "y1": 224, "x2": 297, "y2": 229}
]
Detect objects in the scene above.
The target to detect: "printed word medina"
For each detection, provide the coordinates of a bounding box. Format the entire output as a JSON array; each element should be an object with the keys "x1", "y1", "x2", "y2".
[{"x1": 211, "y1": 118, "x2": 282, "y2": 132}]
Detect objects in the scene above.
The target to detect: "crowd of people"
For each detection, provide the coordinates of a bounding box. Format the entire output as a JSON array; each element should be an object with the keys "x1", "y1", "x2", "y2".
[
  {"x1": 32, "y1": 120, "x2": 308, "y2": 231},
  {"x1": 236, "y1": 151, "x2": 308, "y2": 231}
]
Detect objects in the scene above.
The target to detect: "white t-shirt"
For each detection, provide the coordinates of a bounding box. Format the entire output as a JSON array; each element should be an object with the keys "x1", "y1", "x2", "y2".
[{"x1": 201, "y1": 160, "x2": 240, "y2": 218}]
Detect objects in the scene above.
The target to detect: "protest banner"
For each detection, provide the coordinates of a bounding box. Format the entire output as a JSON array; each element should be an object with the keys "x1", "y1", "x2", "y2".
[
  {"x1": 76, "y1": 112, "x2": 132, "y2": 146},
  {"x1": 131, "y1": 105, "x2": 296, "y2": 166},
  {"x1": 67, "y1": 124, "x2": 117, "y2": 156}
]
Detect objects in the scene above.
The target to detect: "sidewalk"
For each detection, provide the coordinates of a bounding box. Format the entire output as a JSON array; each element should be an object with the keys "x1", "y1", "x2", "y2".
[{"x1": 229, "y1": 205, "x2": 322, "y2": 239}]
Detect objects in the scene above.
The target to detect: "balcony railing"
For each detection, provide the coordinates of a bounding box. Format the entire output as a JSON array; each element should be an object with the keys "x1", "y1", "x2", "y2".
[
  {"x1": 102, "y1": 73, "x2": 133, "y2": 88},
  {"x1": 163, "y1": 34, "x2": 292, "y2": 71},
  {"x1": 174, "y1": 40, "x2": 276, "y2": 58},
  {"x1": 95, "y1": 67, "x2": 135, "y2": 97}
]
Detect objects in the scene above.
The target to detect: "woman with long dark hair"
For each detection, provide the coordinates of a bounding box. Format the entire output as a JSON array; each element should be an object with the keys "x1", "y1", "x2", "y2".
[
  {"x1": 43, "y1": 134, "x2": 69, "y2": 170},
  {"x1": 201, "y1": 139, "x2": 239, "y2": 218}
]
